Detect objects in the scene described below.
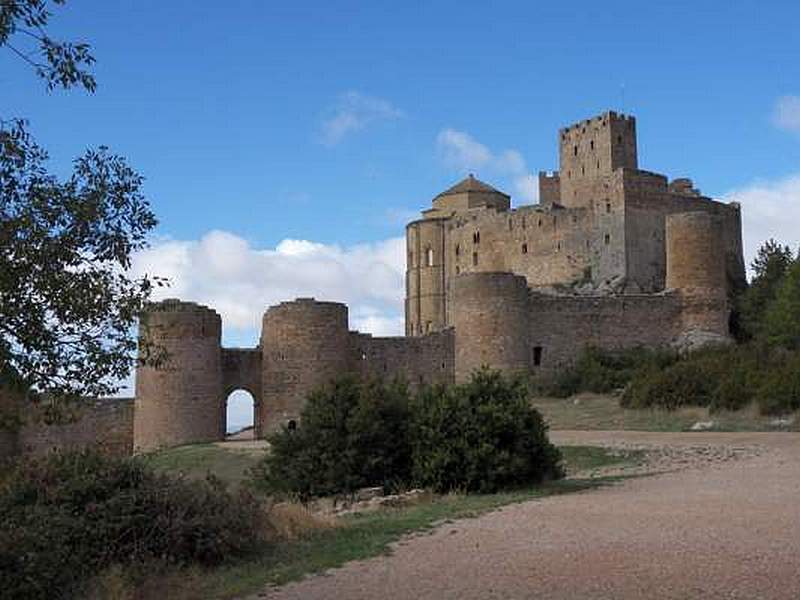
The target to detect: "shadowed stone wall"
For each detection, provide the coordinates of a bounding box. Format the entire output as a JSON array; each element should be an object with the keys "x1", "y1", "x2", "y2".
[
  {"x1": 18, "y1": 398, "x2": 134, "y2": 457},
  {"x1": 134, "y1": 300, "x2": 224, "y2": 452}
]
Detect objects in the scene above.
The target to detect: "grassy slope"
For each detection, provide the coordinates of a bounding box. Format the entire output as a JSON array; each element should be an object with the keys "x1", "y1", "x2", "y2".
[
  {"x1": 533, "y1": 393, "x2": 800, "y2": 432},
  {"x1": 144, "y1": 443, "x2": 266, "y2": 489}
]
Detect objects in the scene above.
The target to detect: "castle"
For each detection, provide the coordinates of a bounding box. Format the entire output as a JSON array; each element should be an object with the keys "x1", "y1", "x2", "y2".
[{"x1": 128, "y1": 111, "x2": 745, "y2": 452}]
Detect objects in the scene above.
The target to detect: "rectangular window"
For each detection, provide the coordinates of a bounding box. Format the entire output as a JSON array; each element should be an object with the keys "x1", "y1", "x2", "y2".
[
  {"x1": 604, "y1": 233, "x2": 611, "y2": 245},
  {"x1": 522, "y1": 243, "x2": 528, "y2": 254},
  {"x1": 532, "y1": 346, "x2": 543, "y2": 367}
]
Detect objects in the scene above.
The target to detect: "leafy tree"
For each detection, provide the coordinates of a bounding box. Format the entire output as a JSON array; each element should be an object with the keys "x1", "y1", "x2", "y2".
[
  {"x1": 736, "y1": 239, "x2": 795, "y2": 340},
  {"x1": 1, "y1": 1, "x2": 162, "y2": 400},
  {"x1": 763, "y1": 259, "x2": 800, "y2": 350}
]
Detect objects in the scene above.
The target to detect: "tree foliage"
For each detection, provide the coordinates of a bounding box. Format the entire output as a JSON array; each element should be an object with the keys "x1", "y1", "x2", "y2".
[
  {"x1": 736, "y1": 239, "x2": 795, "y2": 341},
  {"x1": 255, "y1": 377, "x2": 413, "y2": 499},
  {"x1": 764, "y1": 259, "x2": 800, "y2": 350},
  {"x1": 0, "y1": 449, "x2": 266, "y2": 600},
  {"x1": 1, "y1": 1, "x2": 162, "y2": 399},
  {"x1": 255, "y1": 371, "x2": 563, "y2": 498},
  {"x1": 411, "y1": 369, "x2": 562, "y2": 493},
  {"x1": 0, "y1": 0, "x2": 96, "y2": 92}
]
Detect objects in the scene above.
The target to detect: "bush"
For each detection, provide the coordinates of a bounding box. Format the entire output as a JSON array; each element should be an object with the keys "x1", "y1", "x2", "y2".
[
  {"x1": 532, "y1": 346, "x2": 677, "y2": 399},
  {"x1": 254, "y1": 371, "x2": 562, "y2": 498},
  {"x1": 755, "y1": 353, "x2": 800, "y2": 415},
  {"x1": 621, "y1": 360, "x2": 715, "y2": 410},
  {"x1": 411, "y1": 369, "x2": 562, "y2": 493},
  {"x1": 0, "y1": 450, "x2": 266, "y2": 600},
  {"x1": 255, "y1": 377, "x2": 412, "y2": 500},
  {"x1": 618, "y1": 343, "x2": 800, "y2": 414}
]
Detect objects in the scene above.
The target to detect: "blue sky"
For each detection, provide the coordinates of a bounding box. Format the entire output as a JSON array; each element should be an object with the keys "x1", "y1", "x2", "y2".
[{"x1": 3, "y1": 1, "x2": 800, "y2": 428}]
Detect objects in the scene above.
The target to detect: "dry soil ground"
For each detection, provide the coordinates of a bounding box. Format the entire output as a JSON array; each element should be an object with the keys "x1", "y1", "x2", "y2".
[{"x1": 255, "y1": 431, "x2": 800, "y2": 600}]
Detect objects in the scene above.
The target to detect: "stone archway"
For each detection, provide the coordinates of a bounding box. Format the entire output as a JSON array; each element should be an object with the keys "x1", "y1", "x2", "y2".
[
  {"x1": 225, "y1": 389, "x2": 257, "y2": 440},
  {"x1": 221, "y1": 348, "x2": 263, "y2": 438}
]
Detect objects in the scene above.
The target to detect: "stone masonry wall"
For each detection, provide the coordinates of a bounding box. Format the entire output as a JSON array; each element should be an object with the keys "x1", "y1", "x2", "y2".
[
  {"x1": 452, "y1": 272, "x2": 530, "y2": 382},
  {"x1": 134, "y1": 300, "x2": 224, "y2": 452},
  {"x1": 260, "y1": 299, "x2": 351, "y2": 432},
  {"x1": 350, "y1": 328, "x2": 454, "y2": 389},
  {"x1": 17, "y1": 398, "x2": 134, "y2": 457},
  {"x1": 623, "y1": 169, "x2": 745, "y2": 293},
  {"x1": 528, "y1": 292, "x2": 684, "y2": 371}
]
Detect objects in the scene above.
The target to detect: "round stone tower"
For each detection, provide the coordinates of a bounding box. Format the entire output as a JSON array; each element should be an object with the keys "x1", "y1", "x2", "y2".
[
  {"x1": 666, "y1": 212, "x2": 730, "y2": 343},
  {"x1": 452, "y1": 272, "x2": 530, "y2": 382},
  {"x1": 406, "y1": 217, "x2": 448, "y2": 336},
  {"x1": 134, "y1": 299, "x2": 223, "y2": 452},
  {"x1": 260, "y1": 299, "x2": 351, "y2": 432}
]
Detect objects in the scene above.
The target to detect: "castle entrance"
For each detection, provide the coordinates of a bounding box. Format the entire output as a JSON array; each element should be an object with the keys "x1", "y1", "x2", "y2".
[{"x1": 225, "y1": 389, "x2": 256, "y2": 440}]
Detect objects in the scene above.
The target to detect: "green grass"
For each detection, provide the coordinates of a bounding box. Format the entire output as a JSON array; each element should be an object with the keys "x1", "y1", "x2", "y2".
[
  {"x1": 123, "y1": 443, "x2": 632, "y2": 599},
  {"x1": 559, "y1": 444, "x2": 646, "y2": 474},
  {"x1": 144, "y1": 443, "x2": 266, "y2": 489},
  {"x1": 533, "y1": 393, "x2": 800, "y2": 432}
]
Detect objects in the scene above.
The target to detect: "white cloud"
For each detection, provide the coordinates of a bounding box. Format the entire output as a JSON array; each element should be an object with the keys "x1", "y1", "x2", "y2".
[
  {"x1": 320, "y1": 91, "x2": 404, "y2": 145},
  {"x1": 723, "y1": 174, "x2": 800, "y2": 271},
  {"x1": 436, "y1": 128, "x2": 539, "y2": 204},
  {"x1": 131, "y1": 230, "x2": 406, "y2": 341},
  {"x1": 773, "y1": 96, "x2": 800, "y2": 134}
]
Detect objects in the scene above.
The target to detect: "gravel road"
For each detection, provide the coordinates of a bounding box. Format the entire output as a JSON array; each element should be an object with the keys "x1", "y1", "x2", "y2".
[{"x1": 256, "y1": 431, "x2": 800, "y2": 600}]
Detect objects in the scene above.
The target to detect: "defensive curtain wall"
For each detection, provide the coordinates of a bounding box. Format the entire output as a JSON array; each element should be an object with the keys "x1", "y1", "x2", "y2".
[
  {"x1": 0, "y1": 111, "x2": 743, "y2": 456},
  {"x1": 0, "y1": 201, "x2": 735, "y2": 457},
  {"x1": 130, "y1": 210, "x2": 730, "y2": 452}
]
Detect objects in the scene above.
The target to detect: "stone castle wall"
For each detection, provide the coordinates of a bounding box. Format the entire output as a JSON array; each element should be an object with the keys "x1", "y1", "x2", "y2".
[
  {"x1": 666, "y1": 212, "x2": 731, "y2": 339},
  {"x1": 0, "y1": 394, "x2": 134, "y2": 461},
  {"x1": 622, "y1": 170, "x2": 744, "y2": 293},
  {"x1": 351, "y1": 328, "x2": 454, "y2": 388},
  {"x1": 406, "y1": 111, "x2": 745, "y2": 336},
  {"x1": 133, "y1": 298, "x2": 457, "y2": 451},
  {"x1": 527, "y1": 293, "x2": 683, "y2": 370},
  {"x1": 115, "y1": 110, "x2": 741, "y2": 453},
  {"x1": 17, "y1": 398, "x2": 134, "y2": 457},
  {"x1": 260, "y1": 299, "x2": 352, "y2": 432},
  {"x1": 134, "y1": 300, "x2": 224, "y2": 452},
  {"x1": 452, "y1": 272, "x2": 530, "y2": 382}
]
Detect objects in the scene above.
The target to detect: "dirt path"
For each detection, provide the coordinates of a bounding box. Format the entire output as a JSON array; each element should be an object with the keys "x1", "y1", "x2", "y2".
[{"x1": 255, "y1": 431, "x2": 800, "y2": 600}]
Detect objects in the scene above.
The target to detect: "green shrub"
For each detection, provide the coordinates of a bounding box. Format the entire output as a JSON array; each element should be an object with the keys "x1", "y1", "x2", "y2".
[
  {"x1": 254, "y1": 371, "x2": 562, "y2": 498},
  {"x1": 618, "y1": 343, "x2": 800, "y2": 415},
  {"x1": 411, "y1": 369, "x2": 562, "y2": 493},
  {"x1": 756, "y1": 353, "x2": 800, "y2": 415},
  {"x1": 532, "y1": 346, "x2": 677, "y2": 398},
  {"x1": 0, "y1": 450, "x2": 266, "y2": 600},
  {"x1": 621, "y1": 360, "x2": 715, "y2": 410},
  {"x1": 255, "y1": 377, "x2": 412, "y2": 500}
]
